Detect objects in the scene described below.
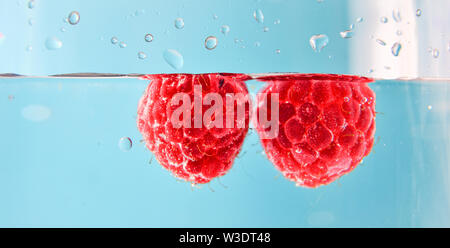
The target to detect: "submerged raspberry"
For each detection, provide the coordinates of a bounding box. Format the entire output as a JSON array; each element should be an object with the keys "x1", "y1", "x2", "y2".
[
  {"x1": 137, "y1": 73, "x2": 251, "y2": 184},
  {"x1": 255, "y1": 74, "x2": 376, "y2": 188}
]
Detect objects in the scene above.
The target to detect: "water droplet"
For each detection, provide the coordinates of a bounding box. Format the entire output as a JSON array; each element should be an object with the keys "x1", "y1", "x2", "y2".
[
  {"x1": 343, "y1": 97, "x2": 350, "y2": 102},
  {"x1": 220, "y1": 25, "x2": 230, "y2": 35},
  {"x1": 111, "y1": 37, "x2": 118, "y2": 44},
  {"x1": 119, "y1": 42, "x2": 127, "y2": 48},
  {"x1": 45, "y1": 36, "x2": 62, "y2": 50},
  {"x1": 163, "y1": 49, "x2": 184, "y2": 69},
  {"x1": 26, "y1": 45, "x2": 32, "y2": 51},
  {"x1": 356, "y1": 17, "x2": 363, "y2": 23},
  {"x1": 392, "y1": 9, "x2": 402, "y2": 22},
  {"x1": 427, "y1": 105, "x2": 432, "y2": 110},
  {"x1": 253, "y1": 9, "x2": 264, "y2": 23},
  {"x1": 145, "y1": 33, "x2": 154, "y2": 42},
  {"x1": 28, "y1": 18, "x2": 35, "y2": 26},
  {"x1": 174, "y1": 17, "x2": 184, "y2": 29},
  {"x1": 275, "y1": 49, "x2": 281, "y2": 54},
  {"x1": 118, "y1": 137, "x2": 132, "y2": 151},
  {"x1": 416, "y1": 9, "x2": 422, "y2": 17},
  {"x1": 205, "y1": 36, "x2": 218, "y2": 50},
  {"x1": 376, "y1": 39, "x2": 386, "y2": 46},
  {"x1": 274, "y1": 19, "x2": 280, "y2": 24},
  {"x1": 137, "y1": 51, "x2": 147, "y2": 60},
  {"x1": 263, "y1": 26, "x2": 269, "y2": 32},
  {"x1": 339, "y1": 30, "x2": 353, "y2": 39},
  {"x1": 28, "y1": 0, "x2": 35, "y2": 9},
  {"x1": 380, "y1": 16, "x2": 388, "y2": 23},
  {"x1": 60, "y1": 27, "x2": 66, "y2": 32},
  {"x1": 68, "y1": 11, "x2": 80, "y2": 25},
  {"x1": 362, "y1": 97, "x2": 368, "y2": 103},
  {"x1": 254, "y1": 41, "x2": 261, "y2": 47},
  {"x1": 391, "y1": 42, "x2": 402, "y2": 56},
  {"x1": 309, "y1": 34, "x2": 329, "y2": 52},
  {"x1": 432, "y1": 49, "x2": 439, "y2": 58},
  {"x1": 396, "y1": 30, "x2": 402, "y2": 36}
]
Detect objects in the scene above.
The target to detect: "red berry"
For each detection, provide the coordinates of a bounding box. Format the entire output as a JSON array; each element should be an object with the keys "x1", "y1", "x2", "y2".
[
  {"x1": 255, "y1": 74, "x2": 376, "y2": 188},
  {"x1": 137, "y1": 73, "x2": 251, "y2": 184}
]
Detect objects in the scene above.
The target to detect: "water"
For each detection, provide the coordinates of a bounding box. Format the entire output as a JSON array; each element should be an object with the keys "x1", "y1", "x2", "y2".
[
  {"x1": 1, "y1": 0, "x2": 449, "y2": 228},
  {"x1": 0, "y1": 74, "x2": 449, "y2": 227}
]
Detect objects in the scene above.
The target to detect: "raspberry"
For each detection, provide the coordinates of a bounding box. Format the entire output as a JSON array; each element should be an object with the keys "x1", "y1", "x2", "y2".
[
  {"x1": 137, "y1": 73, "x2": 251, "y2": 184},
  {"x1": 254, "y1": 74, "x2": 375, "y2": 188}
]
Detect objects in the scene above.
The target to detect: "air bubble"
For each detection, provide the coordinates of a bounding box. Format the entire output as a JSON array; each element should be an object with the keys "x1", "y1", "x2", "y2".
[
  {"x1": 205, "y1": 36, "x2": 218, "y2": 50},
  {"x1": 145, "y1": 33, "x2": 154, "y2": 42},
  {"x1": 275, "y1": 49, "x2": 280, "y2": 54},
  {"x1": 309, "y1": 34, "x2": 329, "y2": 52},
  {"x1": 68, "y1": 11, "x2": 80, "y2": 25},
  {"x1": 343, "y1": 97, "x2": 350, "y2": 102},
  {"x1": 376, "y1": 39, "x2": 386, "y2": 46},
  {"x1": 253, "y1": 9, "x2": 264, "y2": 23},
  {"x1": 138, "y1": 51, "x2": 147, "y2": 59},
  {"x1": 111, "y1": 37, "x2": 119, "y2": 44},
  {"x1": 28, "y1": 0, "x2": 35, "y2": 9},
  {"x1": 254, "y1": 41, "x2": 261, "y2": 47},
  {"x1": 356, "y1": 17, "x2": 363, "y2": 23},
  {"x1": 28, "y1": 18, "x2": 35, "y2": 26},
  {"x1": 45, "y1": 36, "x2": 62, "y2": 50},
  {"x1": 174, "y1": 18, "x2": 185, "y2": 29},
  {"x1": 427, "y1": 105, "x2": 432, "y2": 110},
  {"x1": 416, "y1": 9, "x2": 422, "y2": 17},
  {"x1": 274, "y1": 19, "x2": 280, "y2": 24},
  {"x1": 339, "y1": 30, "x2": 353, "y2": 39},
  {"x1": 263, "y1": 26, "x2": 269, "y2": 32},
  {"x1": 391, "y1": 42, "x2": 402, "y2": 56},
  {"x1": 119, "y1": 42, "x2": 127, "y2": 48},
  {"x1": 396, "y1": 30, "x2": 402, "y2": 36},
  {"x1": 432, "y1": 49, "x2": 439, "y2": 58},
  {"x1": 60, "y1": 27, "x2": 66, "y2": 32},
  {"x1": 22, "y1": 105, "x2": 51, "y2": 122},
  {"x1": 118, "y1": 137, "x2": 133, "y2": 152},
  {"x1": 380, "y1": 17, "x2": 388, "y2": 23},
  {"x1": 26, "y1": 45, "x2": 32, "y2": 51},
  {"x1": 163, "y1": 49, "x2": 184, "y2": 69},
  {"x1": 220, "y1": 25, "x2": 230, "y2": 35},
  {"x1": 392, "y1": 9, "x2": 402, "y2": 22}
]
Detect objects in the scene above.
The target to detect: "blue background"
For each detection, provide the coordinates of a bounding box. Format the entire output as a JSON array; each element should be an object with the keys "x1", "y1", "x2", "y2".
[{"x1": 1, "y1": 0, "x2": 450, "y2": 227}]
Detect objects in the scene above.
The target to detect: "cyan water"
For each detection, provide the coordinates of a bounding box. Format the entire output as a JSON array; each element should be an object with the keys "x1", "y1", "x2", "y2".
[
  {"x1": 1, "y1": 78, "x2": 449, "y2": 227},
  {"x1": 1, "y1": 0, "x2": 449, "y2": 227}
]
